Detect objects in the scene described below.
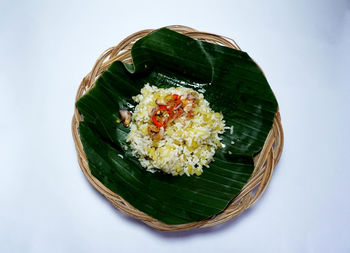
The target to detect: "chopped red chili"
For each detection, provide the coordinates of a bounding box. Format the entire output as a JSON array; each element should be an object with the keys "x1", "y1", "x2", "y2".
[
  {"x1": 158, "y1": 105, "x2": 168, "y2": 111},
  {"x1": 172, "y1": 94, "x2": 179, "y2": 100},
  {"x1": 152, "y1": 115, "x2": 163, "y2": 128}
]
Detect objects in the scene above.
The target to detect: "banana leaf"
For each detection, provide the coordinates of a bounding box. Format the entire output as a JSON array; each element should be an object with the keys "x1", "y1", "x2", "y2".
[{"x1": 76, "y1": 28, "x2": 278, "y2": 225}]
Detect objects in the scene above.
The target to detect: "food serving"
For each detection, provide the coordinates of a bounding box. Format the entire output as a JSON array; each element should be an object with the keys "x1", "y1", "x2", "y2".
[{"x1": 122, "y1": 84, "x2": 225, "y2": 176}]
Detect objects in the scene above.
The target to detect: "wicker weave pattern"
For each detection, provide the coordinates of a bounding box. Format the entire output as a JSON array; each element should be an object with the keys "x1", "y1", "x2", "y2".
[{"x1": 72, "y1": 25, "x2": 284, "y2": 231}]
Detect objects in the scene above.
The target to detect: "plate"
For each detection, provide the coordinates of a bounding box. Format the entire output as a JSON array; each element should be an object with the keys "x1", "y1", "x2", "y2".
[{"x1": 72, "y1": 25, "x2": 283, "y2": 231}]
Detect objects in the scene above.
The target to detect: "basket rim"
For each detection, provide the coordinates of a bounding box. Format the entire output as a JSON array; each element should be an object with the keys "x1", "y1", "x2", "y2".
[{"x1": 72, "y1": 25, "x2": 284, "y2": 231}]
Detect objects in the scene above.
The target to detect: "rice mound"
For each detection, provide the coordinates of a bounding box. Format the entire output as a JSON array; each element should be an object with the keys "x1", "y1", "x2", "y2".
[{"x1": 126, "y1": 84, "x2": 225, "y2": 176}]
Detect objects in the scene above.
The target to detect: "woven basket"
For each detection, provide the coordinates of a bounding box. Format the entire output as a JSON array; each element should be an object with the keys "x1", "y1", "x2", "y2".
[{"x1": 72, "y1": 25, "x2": 284, "y2": 231}]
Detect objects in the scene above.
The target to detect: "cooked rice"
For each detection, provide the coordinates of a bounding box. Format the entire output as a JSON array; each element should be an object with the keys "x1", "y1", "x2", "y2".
[{"x1": 126, "y1": 84, "x2": 225, "y2": 176}]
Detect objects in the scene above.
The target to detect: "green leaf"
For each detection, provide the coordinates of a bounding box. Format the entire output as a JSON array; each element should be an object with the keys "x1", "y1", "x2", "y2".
[{"x1": 76, "y1": 28, "x2": 277, "y2": 225}]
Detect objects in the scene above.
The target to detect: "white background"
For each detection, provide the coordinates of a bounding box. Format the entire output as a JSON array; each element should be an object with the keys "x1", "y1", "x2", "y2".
[{"x1": 1, "y1": 0, "x2": 349, "y2": 252}]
